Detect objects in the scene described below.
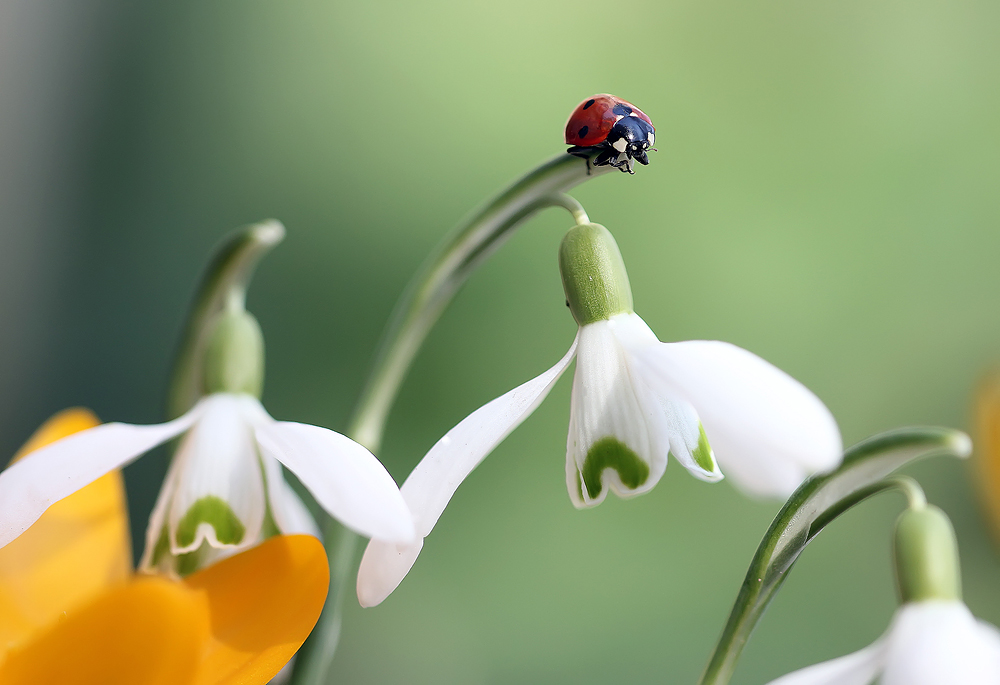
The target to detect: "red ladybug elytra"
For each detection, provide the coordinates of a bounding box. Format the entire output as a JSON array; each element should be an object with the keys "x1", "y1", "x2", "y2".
[{"x1": 564, "y1": 94, "x2": 655, "y2": 174}]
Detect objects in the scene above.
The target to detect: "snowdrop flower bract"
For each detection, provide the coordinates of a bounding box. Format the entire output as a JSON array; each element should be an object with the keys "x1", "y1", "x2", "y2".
[
  {"x1": 768, "y1": 505, "x2": 1000, "y2": 685},
  {"x1": 0, "y1": 309, "x2": 415, "y2": 576},
  {"x1": 357, "y1": 222, "x2": 842, "y2": 606}
]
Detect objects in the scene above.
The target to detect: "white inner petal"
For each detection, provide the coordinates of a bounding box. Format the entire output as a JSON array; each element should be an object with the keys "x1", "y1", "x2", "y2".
[
  {"x1": 167, "y1": 393, "x2": 266, "y2": 554},
  {"x1": 567, "y1": 319, "x2": 667, "y2": 507},
  {"x1": 260, "y1": 452, "x2": 321, "y2": 538},
  {"x1": 608, "y1": 313, "x2": 722, "y2": 482},
  {"x1": 137, "y1": 449, "x2": 183, "y2": 572}
]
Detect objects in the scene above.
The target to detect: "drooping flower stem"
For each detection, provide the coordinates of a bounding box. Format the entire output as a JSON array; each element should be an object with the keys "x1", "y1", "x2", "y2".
[
  {"x1": 167, "y1": 220, "x2": 285, "y2": 419},
  {"x1": 350, "y1": 153, "x2": 603, "y2": 453},
  {"x1": 290, "y1": 152, "x2": 608, "y2": 685},
  {"x1": 697, "y1": 428, "x2": 970, "y2": 685}
]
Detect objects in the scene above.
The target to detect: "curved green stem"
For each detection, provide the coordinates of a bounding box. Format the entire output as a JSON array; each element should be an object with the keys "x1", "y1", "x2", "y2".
[
  {"x1": 697, "y1": 427, "x2": 970, "y2": 685},
  {"x1": 290, "y1": 152, "x2": 609, "y2": 685},
  {"x1": 349, "y1": 152, "x2": 608, "y2": 452},
  {"x1": 166, "y1": 220, "x2": 285, "y2": 419}
]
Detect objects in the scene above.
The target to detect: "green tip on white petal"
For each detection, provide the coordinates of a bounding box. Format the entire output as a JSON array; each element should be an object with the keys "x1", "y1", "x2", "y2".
[
  {"x1": 175, "y1": 495, "x2": 247, "y2": 548},
  {"x1": 559, "y1": 223, "x2": 633, "y2": 326},
  {"x1": 150, "y1": 495, "x2": 250, "y2": 576},
  {"x1": 692, "y1": 423, "x2": 718, "y2": 474},
  {"x1": 203, "y1": 309, "x2": 265, "y2": 397},
  {"x1": 581, "y1": 436, "x2": 650, "y2": 501},
  {"x1": 894, "y1": 504, "x2": 962, "y2": 603}
]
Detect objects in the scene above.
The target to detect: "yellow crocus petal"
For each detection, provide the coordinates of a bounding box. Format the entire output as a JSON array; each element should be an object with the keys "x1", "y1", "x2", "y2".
[
  {"x1": 0, "y1": 409, "x2": 131, "y2": 651},
  {"x1": 186, "y1": 534, "x2": 329, "y2": 685},
  {"x1": 975, "y1": 372, "x2": 1000, "y2": 542},
  {"x1": 0, "y1": 577, "x2": 207, "y2": 685}
]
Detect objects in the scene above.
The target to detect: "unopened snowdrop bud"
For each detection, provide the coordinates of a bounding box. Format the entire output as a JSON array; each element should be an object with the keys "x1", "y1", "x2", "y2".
[
  {"x1": 559, "y1": 223, "x2": 633, "y2": 325},
  {"x1": 203, "y1": 309, "x2": 265, "y2": 398},
  {"x1": 894, "y1": 504, "x2": 962, "y2": 604},
  {"x1": 769, "y1": 503, "x2": 1000, "y2": 685}
]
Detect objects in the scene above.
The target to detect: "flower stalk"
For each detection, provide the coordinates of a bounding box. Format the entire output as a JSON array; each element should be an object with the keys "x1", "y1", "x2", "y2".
[
  {"x1": 697, "y1": 427, "x2": 971, "y2": 685},
  {"x1": 349, "y1": 153, "x2": 605, "y2": 453},
  {"x1": 167, "y1": 220, "x2": 285, "y2": 419}
]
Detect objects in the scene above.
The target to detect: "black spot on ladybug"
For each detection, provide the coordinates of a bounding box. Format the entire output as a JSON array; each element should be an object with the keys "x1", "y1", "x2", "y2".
[
  {"x1": 577, "y1": 125, "x2": 589, "y2": 138},
  {"x1": 612, "y1": 103, "x2": 633, "y2": 117},
  {"x1": 583, "y1": 99, "x2": 595, "y2": 110}
]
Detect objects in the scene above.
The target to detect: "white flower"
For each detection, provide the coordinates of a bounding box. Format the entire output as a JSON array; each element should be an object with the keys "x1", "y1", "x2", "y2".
[
  {"x1": 767, "y1": 600, "x2": 1000, "y2": 685},
  {"x1": 0, "y1": 392, "x2": 415, "y2": 573},
  {"x1": 356, "y1": 309, "x2": 842, "y2": 606}
]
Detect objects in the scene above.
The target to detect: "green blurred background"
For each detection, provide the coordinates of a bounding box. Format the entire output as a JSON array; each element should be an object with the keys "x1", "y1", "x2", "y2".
[{"x1": 1, "y1": 0, "x2": 999, "y2": 682}]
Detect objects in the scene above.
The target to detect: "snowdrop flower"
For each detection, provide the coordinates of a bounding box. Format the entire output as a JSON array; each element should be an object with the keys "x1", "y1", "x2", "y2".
[
  {"x1": 0, "y1": 309, "x2": 414, "y2": 575},
  {"x1": 357, "y1": 222, "x2": 841, "y2": 606},
  {"x1": 768, "y1": 505, "x2": 1000, "y2": 685}
]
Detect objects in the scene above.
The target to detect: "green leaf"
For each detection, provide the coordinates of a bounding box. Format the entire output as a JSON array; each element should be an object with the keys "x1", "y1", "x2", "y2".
[{"x1": 698, "y1": 426, "x2": 971, "y2": 685}]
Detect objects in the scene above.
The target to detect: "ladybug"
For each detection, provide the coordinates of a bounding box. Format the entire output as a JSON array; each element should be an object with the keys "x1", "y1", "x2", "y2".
[{"x1": 564, "y1": 94, "x2": 655, "y2": 174}]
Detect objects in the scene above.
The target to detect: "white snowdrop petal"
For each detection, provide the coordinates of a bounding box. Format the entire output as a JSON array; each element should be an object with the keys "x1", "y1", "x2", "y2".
[
  {"x1": 657, "y1": 395, "x2": 721, "y2": 483},
  {"x1": 0, "y1": 409, "x2": 198, "y2": 549},
  {"x1": 276, "y1": 484, "x2": 322, "y2": 538},
  {"x1": 882, "y1": 601, "x2": 1000, "y2": 685},
  {"x1": 355, "y1": 337, "x2": 578, "y2": 607},
  {"x1": 261, "y1": 454, "x2": 321, "y2": 538},
  {"x1": 401, "y1": 336, "x2": 578, "y2": 538},
  {"x1": 167, "y1": 394, "x2": 266, "y2": 554},
  {"x1": 567, "y1": 320, "x2": 667, "y2": 507},
  {"x1": 765, "y1": 638, "x2": 887, "y2": 685},
  {"x1": 356, "y1": 538, "x2": 424, "y2": 608},
  {"x1": 602, "y1": 312, "x2": 722, "y2": 485},
  {"x1": 633, "y1": 338, "x2": 842, "y2": 498},
  {"x1": 138, "y1": 451, "x2": 184, "y2": 572},
  {"x1": 254, "y1": 421, "x2": 414, "y2": 544}
]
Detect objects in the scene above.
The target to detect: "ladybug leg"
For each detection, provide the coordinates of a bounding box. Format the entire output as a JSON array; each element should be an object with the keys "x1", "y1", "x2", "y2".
[
  {"x1": 567, "y1": 146, "x2": 597, "y2": 175},
  {"x1": 611, "y1": 151, "x2": 632, "y2": 173}
]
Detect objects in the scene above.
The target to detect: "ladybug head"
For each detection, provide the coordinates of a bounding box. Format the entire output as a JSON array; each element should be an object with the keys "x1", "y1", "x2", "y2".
[
  {"x1": 588, "y1": 115, "x2": 656, "y2": 173},
  {"x1": 606, "y1": 116, "x2": 655, "y2": 166}
]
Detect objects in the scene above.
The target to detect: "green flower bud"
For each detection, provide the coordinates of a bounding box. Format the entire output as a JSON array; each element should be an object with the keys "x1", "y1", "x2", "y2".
[
  {"x1": 203, "y1": 309, "x2": 265, "y2": 397},
  {"x1": 559, "y1": 223, "x2": 633, "y2": 326},
  {"x1": 893, "y1": 504, "x2": 962, "y2": 603}
]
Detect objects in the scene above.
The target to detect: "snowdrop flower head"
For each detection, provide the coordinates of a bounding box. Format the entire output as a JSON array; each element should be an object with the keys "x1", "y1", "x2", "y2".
[
  {"x1": 769, "y1": 505, "x2": 1000, "y2": 685},
  {"x1": 0, "y1": 307, "x2": 415, "y2": 576},
  {"x1": 357, "y1": 221, "x2": 842, "y2": 606}
]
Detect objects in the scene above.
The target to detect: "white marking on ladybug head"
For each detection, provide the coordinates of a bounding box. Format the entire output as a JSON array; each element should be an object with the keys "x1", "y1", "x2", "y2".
[
  {"x1": 647, "y1": 131, "x2": 655, "y2": 146},
  {"x1": 612, "y1": 137, "x2": 628, "y2": 152},
  {"x1": 614, "y1": 114, "x2": 624, "y2": 123}
]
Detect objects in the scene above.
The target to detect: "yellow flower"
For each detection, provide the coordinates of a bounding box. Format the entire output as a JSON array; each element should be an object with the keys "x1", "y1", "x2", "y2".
[
  {"x1": 974, "y1": 372, "x2": 1000, "y2": 542},
  {"x1": 0, "y1": 409, "x2": 329, "y2": 684}
]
